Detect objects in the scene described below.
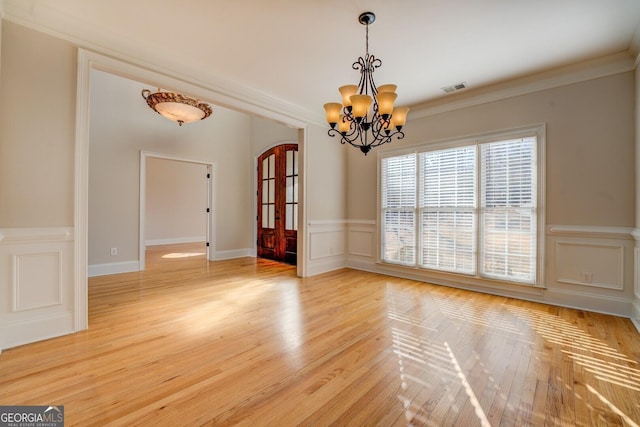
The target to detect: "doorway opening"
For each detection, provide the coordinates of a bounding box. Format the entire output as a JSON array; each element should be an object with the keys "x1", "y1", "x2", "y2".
[
  {"x1": 139, "y1": 152, "x2": 214, "y2": 271},
  {"x1": 75, "y1": 49, "x2": 307, "y2": 333},
  {"x1": 257, "y1": 144, "x2": 298, "y2": 265}
]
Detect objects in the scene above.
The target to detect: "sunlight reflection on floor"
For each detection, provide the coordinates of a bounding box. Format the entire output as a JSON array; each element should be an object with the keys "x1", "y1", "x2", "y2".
[
  {"x1": 385, "y1": 284, "x2": 640, "y2": 425},
  {"x1": 162, "y1": 252, "x2": 206, "y2": 259}
]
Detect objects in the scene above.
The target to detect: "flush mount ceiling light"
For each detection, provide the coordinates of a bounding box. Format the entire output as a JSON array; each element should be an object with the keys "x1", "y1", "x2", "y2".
[
  {"x1": 141, "y1": 89, "x2": 213, "y2": 126},
  {"x1": 324, "y1": 11, "x2": 409, "y2": 155}
]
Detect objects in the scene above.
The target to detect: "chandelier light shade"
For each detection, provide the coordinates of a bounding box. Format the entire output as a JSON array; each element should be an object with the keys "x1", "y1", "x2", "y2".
[
  {"x1": 141, "y1": 89, "x2": 213, "y2": 126},
  {"x1": 324, "y1": 11, "x2": 409, "y2": 155}
]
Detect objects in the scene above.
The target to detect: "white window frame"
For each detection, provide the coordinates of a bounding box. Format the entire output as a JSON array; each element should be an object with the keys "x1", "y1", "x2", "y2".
[{"x1": 377, "y1": 124, "x2": 546, "y2": 287}]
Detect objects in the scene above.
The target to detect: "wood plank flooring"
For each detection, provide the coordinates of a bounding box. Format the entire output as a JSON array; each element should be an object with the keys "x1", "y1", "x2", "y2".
[{"x1": 1, "y1": 243, "x2": 640, "y2": 426}]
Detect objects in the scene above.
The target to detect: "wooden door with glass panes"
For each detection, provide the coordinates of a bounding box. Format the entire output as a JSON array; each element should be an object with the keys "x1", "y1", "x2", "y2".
[{"x1": 257, "y1": 144, "x2": 298, "y2": 264}]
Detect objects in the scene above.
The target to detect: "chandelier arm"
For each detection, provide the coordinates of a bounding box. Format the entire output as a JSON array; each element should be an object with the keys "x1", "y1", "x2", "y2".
[
  {"x1": 371, "y1": 130, "x2": 406, "y2": 148},
  {"x1": 369, "y1": 120, "x2": 392, "y2": 146},
  {"x1": 329, "y1": 127, "x2": 368, "y2": 150}
]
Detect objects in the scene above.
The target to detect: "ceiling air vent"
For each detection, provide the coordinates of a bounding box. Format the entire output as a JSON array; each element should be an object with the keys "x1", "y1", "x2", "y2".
[{"x1": 441, "y1": 82, "x2": 468, "y2": 93}]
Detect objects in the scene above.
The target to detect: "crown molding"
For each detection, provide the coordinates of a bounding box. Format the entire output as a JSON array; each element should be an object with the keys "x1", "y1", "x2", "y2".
[
  {"x1": 409, "y1": 52, "x2": 636, "y2": 121},
  {"x1": 1, "y1": 2, "x2": 324, "y2": 128}
]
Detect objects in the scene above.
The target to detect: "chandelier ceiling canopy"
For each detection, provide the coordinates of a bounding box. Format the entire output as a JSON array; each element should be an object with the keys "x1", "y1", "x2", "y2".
[
  {"x1": 324, "y1": 11, "x2": 409, "y2": 155},
  {"x1": 141, "y1": 89, "x2": 213, "y2": 126}
]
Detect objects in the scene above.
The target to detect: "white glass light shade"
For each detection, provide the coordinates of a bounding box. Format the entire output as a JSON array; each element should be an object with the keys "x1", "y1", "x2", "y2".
[
  {"x1": 339, "y1": 85, "x2": 358, "y2": 107},
  {"x1": 377, "y1": 84, "x2": 397, "y2": 93},
  {"x1": 392, "y1": 106, "x2": 410, "y2": 127},
  {"x1": 155, "y1": 102, "x2": 206, "y2": 124},
  {"x1": 324, "y1": 103, "x2": 343, "y2": 124},
  {"x1": 350, "y1": 94, "x2": 372, "y2": 118},
  {"x1": 376, "y1": 91, "x2": 397, "y2": 116}
]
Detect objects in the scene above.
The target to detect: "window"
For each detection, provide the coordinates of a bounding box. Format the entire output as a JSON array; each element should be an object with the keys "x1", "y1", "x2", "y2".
[
  {"x1": 381, "y1": 154, "x2": 416, "y2": 265},
  {"x1": 380, "y1": 126, "x2": 543, "y2": 285}
]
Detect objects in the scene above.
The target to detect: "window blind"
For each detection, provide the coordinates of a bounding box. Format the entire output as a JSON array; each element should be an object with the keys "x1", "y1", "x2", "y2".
[
  {"x1": 381, "y1": 154, "x2": 416, "y2": 265},
  {"x1": 480, "y1": 138, "x2": 536, "y2": 283},
  {"x1": 419, "y1": 147, "x2": 476, "y2": 274}
]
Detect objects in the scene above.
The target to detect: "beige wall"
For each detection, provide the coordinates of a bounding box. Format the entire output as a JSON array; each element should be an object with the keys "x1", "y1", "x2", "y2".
[
  {"x1": 349, "y1": 72, "x2": 636, "y2": 227},
  {"x1": 89, "y1": 69, "x2": 253, "y2": 265},
  {"x1": 145, "y1": 157, "x2": 208, "y2": 244},
  {"x1": 305, "y1": 123, "x2": 346, "y2": 221},
  {"x1": 636, "y1": 65, "x2": 640, "y2": 229},
  {"x1": 250, "y1": 116, "x2": 298, "y2": 157},
  {"x1": 0, "y1": 21, "x2": 76, "y2": 227}
]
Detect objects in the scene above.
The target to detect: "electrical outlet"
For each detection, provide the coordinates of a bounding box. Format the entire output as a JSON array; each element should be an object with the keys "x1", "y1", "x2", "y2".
[{"x1": 110, "y1": 248, "x2": 117, "y2": 256}]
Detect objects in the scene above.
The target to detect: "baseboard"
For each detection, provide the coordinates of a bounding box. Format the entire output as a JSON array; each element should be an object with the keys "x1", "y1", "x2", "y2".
[
  {"x1": 543, "y1": 288, "x2": 632, "y2": 318},
  {"x1": 346, "y1": 256, "x2": 377, "y2": 273},
  {"x1": 306, "y1": 256, "x2": 347, "y2": 277},
  {"x1": 88, "y1": 261, "x2": 140, "y2": 277},
  {"x1": 145, "y1": 237, "x2": 206, "y2": 246},
  {"x1": 632, "y1": 298, "x2": 640, "y2": 333},
  {"x1": 214, "y1": 248, "x2": 254, "y2": 261}
]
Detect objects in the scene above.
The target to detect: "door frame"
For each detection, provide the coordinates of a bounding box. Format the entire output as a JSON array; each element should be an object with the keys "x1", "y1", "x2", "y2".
[
  {"x1": 254, "y1": 142, "x2": 299, "y2": 264},
  {"x1": 139, "y1": 151, "x2": 215, "y2": 271}
]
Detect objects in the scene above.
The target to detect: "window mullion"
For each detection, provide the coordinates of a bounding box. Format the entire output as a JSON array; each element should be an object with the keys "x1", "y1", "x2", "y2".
[
  {"x1": 416, "y1": 152, "x2": 422, "y2": 268},
  {"x1": 476, "y1": 141, "x2": 482, "y2": 280}
]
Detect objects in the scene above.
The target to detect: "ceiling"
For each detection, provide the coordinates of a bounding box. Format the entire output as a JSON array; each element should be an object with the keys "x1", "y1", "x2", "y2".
[{"x1": 2, "y1": 0, "x2": 640, "y2": 124}]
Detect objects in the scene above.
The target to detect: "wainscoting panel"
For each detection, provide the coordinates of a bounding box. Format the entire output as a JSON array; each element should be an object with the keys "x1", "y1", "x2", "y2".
[
  {"x1": 545, "y1": 225, "x2": 634, "y2": 316},
  {"x1": 0, "y1": 228, "x2": 75, "y2": 350},
  {"x1": 632, "y1": 232, "x2": 640, "y2": 332},
  {"x1": 306, "y1": 221, "x2": 346, "y2": 276},
  {"x1": 13, "y1": 251, "x2": 63, "y2": 311},
  {"x1": 554, "y1": 242, "x2": 623, "y2": 290},
  {"x1": 346, "y1": 220, "x2": 376, "y2": 271}
]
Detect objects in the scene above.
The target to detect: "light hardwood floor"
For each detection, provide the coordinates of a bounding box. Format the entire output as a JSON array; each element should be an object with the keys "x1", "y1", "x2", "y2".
[{"x1": 1, "y1": 243, "x2": 640, "y2": 426}]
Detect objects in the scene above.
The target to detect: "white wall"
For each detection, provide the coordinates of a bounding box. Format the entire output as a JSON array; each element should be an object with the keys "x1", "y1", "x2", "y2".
[{"x1": 145, "y1": 157, "x2": 208, "y2": 245}]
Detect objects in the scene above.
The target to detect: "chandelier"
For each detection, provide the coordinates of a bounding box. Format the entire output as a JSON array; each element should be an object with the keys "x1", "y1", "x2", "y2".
[
  {"x1": 324, "y1": 12, "x2": 409, "y2": 155},
  {"x1": 141, "y1": 89, "x2": 213, "y2": 126}
]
